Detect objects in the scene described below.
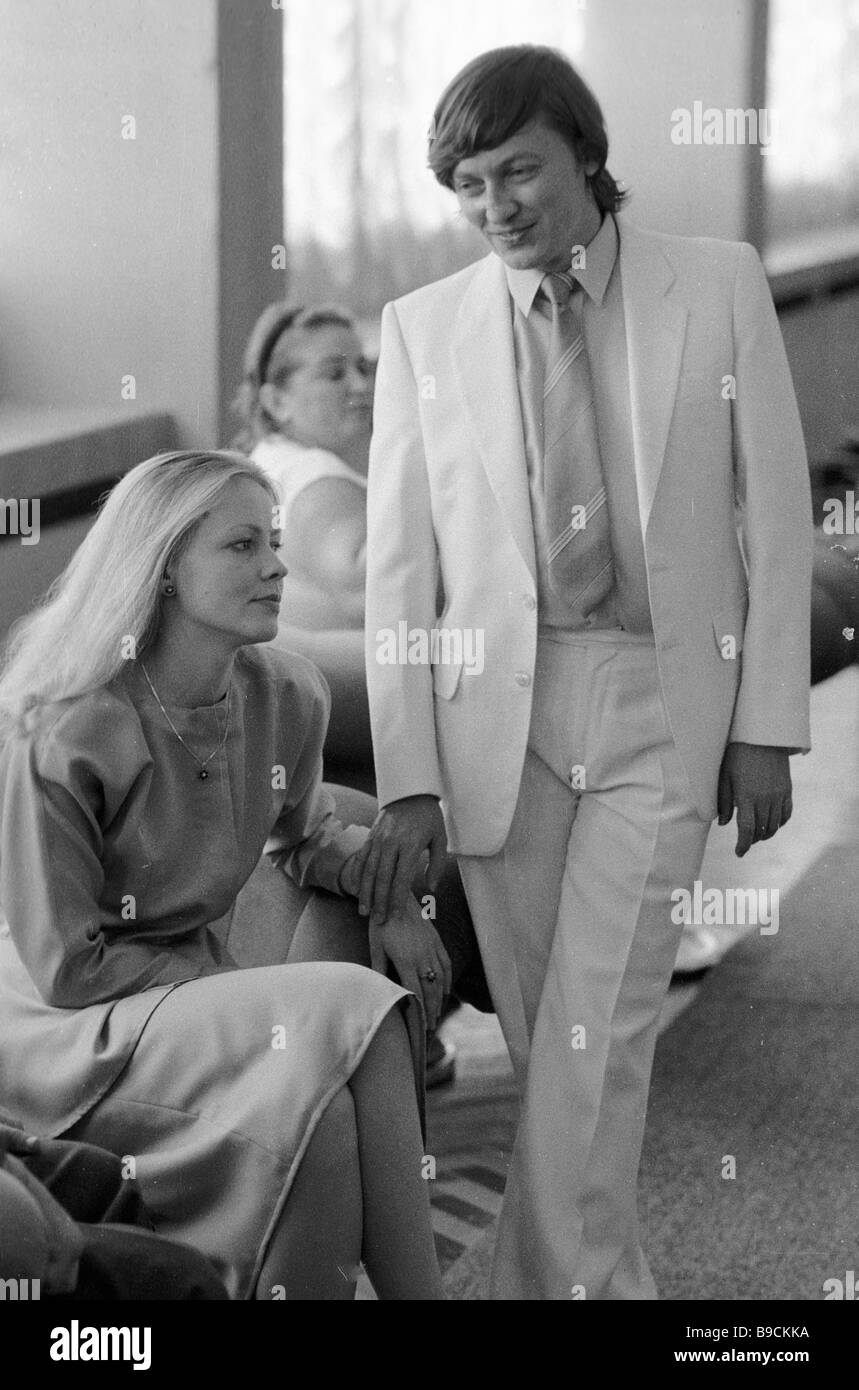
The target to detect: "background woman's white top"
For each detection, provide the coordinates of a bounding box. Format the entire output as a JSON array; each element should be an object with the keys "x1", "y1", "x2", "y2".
[
  {"x1": 252, "y1": 434, "x2": 367, "y2": 523},
  {"x1": 252, "y1": 434, "x2": 367, "y2": 634}
]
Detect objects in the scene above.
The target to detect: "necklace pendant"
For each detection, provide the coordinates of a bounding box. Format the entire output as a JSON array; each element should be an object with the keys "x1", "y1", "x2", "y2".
[{"x1": 199, "y1": 769, "x2": 209, "y2": 780}]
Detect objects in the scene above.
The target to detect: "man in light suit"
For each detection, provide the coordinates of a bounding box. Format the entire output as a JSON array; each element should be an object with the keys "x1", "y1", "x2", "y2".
[{"x1": 352, "y1": 46, "x2": 812, "y2": 1299}]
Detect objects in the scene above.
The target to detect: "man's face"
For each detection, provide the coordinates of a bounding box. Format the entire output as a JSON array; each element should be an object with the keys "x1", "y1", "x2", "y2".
[{"x1": 451, "y1": 118, "x2": 602, "y2": 273}]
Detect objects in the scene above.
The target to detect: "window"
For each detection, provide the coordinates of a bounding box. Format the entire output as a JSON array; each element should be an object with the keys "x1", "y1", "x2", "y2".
[
  {"x1": 283, "y1": 0, "x2": 586, "y2": 317},
  {"x1": 765, "y1": 0, "x2": 859, "y2": 259}
]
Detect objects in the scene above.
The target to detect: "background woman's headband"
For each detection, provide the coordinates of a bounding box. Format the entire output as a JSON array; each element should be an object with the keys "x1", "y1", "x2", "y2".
[{"x1": 255, "y1": 308, "x2": 304, "y2": 386}]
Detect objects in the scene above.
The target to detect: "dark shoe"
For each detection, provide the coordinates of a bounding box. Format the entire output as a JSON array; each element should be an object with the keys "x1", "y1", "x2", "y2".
[
  {"x1": 669, "y1": 963, "x2": 715, "y2": 987},
  {"x1": 670, "y1": 924, "x2": 724, "y2": 986},
  {"x1": 426, "y1": 1034, "x2": 457, "y2": 1089}
]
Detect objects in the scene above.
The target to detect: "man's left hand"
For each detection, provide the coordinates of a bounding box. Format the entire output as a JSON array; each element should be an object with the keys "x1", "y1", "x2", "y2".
[{"x1": 717, "y1": 742, "x2": 792, "y2": 857}]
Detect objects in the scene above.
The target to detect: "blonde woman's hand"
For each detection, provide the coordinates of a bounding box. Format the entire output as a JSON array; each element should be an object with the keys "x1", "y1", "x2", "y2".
[{"x1": 367, "y1": 895, "x2": 452, "y2": 1031}]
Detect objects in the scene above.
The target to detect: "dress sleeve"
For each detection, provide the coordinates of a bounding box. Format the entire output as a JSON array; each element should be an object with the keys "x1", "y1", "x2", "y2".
[
  {"x1": 264, "y1": 670, "x2": 369, "y2": 894},
  {"x1": 0, "y1": 717, "x2": 225, "y2": 1009}
]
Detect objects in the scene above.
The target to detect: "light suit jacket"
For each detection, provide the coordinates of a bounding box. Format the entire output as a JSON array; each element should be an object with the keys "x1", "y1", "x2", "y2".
[{"x1": 364, "y1": 219, "x2": 812, "y2": 856}]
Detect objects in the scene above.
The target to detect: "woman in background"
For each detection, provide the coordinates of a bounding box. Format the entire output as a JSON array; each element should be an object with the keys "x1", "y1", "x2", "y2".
[
  {"x1": 0, "y1": 449, "x2": 446, "y2": 1300},
  {"x1": 232, "y1": 302, "x2": 374, "y2": 785}
]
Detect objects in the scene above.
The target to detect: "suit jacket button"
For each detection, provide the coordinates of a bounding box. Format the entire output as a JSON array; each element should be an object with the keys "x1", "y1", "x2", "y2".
[{"x1": 515, "y1": 671, "x2": 531, "y2": 687}]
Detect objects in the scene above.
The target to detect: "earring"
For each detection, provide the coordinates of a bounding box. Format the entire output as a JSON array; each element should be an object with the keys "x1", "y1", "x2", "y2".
[{"x1": 163, "y1": 583, "x2": 175, "y2": 596}]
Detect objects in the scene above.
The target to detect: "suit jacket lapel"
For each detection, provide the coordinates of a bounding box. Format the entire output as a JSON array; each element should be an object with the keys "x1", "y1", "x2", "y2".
[
  {"x1": 618, "y1": 221, "x2": 688, "y2": 536},
  {"x1": 453, "y1": 256, "x2": 537, "y2": 580},
  {"x1": 451, "y1": 229, "x2": 688, "y2": 567}
]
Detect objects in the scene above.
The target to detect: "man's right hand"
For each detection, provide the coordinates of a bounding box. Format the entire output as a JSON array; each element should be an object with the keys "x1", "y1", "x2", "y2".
[{"x1": 353, "y1": 794, "x2": 448, "y2": 925}]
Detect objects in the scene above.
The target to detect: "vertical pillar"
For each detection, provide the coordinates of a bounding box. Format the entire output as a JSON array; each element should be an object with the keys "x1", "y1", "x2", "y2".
[
  {"x1": 745, "y1": 0, "x2": 770, "y2": 251},
  {"x1": 217, "y1": 0, "x2": 285, "y2": 445}
]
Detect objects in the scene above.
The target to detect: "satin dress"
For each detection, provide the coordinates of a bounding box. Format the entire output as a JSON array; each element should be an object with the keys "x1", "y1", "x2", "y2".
[{"x1": 0, "y1": 646, "x2": 421, "y2": 1297}]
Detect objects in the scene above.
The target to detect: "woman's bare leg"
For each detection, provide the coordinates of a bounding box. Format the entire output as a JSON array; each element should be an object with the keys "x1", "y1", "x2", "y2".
[
  {"x1": 254, "y1": 1088, "x2": 363, "y2": 1300},
  {"x1": 348, "y1": 1010, "x2": 444, "y2": 1300},
  {"x1": 255, "y1": 1010, "x2": 441, "y2": 1300}
]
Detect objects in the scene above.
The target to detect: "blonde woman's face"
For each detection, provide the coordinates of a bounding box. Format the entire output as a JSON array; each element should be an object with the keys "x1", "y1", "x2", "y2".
[
  {"x1": 266, "y1": 325, "x2": 374, "y2": 456},
  {"x1": 169, "y1": 477, "x2": 287, "y2": 648}
]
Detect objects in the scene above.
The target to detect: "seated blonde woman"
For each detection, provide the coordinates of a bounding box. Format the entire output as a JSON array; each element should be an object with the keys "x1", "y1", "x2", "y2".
[
  {"x1": 0, "y1": 449, "x2": 448, "y2": 1300},
  {"x1": 232, "y1": 302, "x2": 374, "y2": 785}
]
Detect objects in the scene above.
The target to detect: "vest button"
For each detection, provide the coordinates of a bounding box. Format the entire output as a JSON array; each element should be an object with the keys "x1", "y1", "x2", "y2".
[
  {"x1": 523, "y1": 594, "x2": 536, "y2": 611},
  {"x1": 515, "y1": 671, "x2": 531, "y2": 687}
]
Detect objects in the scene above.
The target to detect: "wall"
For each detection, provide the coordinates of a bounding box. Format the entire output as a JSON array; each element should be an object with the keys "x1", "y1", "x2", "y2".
[
  {"x1": 0, "y1": 0, "x2": 284, "y2": 449},
  {"x1": 0, "y1": 0, "x2": 220, "y2": 443}
]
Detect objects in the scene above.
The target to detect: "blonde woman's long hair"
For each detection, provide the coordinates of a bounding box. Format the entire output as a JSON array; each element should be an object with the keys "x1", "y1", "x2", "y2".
[{"x1": 0, "y1": 449, "x2": 279, "y2": 739}]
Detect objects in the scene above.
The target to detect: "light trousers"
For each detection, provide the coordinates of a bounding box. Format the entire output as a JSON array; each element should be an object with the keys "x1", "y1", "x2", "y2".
[{"x1": 458, "y1": 631, "x2": 712, "y2": 1300}]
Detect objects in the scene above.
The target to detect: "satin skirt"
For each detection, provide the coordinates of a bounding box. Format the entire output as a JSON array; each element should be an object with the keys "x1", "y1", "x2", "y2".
[
  {"x1": 2, "y1": 858, "x2": 423, "y2": 1299},
  {"x1": 63, "y1": 956, "x2": 420, "y2": 1299}
]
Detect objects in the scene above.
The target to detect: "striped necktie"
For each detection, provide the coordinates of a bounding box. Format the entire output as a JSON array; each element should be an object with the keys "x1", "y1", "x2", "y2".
[{"x1": 541, "y1": 271, "x2": 614, "y2": 614}]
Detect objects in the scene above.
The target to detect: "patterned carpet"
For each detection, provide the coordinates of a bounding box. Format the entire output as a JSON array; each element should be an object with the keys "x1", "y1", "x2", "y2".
[{"x1": 426, "y1": 1063, "x2": 516, "y2": 1279}]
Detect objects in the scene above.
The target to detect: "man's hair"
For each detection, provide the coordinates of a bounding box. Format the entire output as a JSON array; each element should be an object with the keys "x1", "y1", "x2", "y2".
[{"x1": 427, "y1": 45, "x2": 627, "y2": 215}]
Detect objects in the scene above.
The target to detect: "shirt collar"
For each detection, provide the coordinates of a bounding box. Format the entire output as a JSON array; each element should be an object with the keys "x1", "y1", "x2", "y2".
[{"x1": 504, "y1": 213, "x2": 619, "y2": 317}]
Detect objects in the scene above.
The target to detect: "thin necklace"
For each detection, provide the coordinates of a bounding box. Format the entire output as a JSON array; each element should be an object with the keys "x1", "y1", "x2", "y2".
[{"x1": 140, "y1": 663, "x2": 232, "y2": 781}]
